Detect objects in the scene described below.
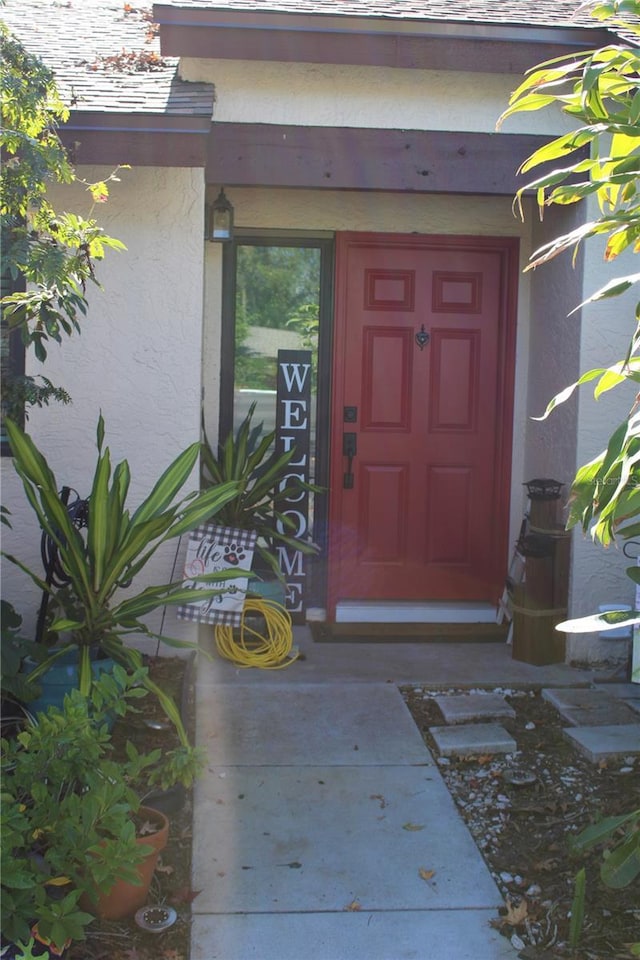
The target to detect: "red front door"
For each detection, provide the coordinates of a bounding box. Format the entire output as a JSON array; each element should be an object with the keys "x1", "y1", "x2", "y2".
[{"x1": 328, "y1": 233, "x2": 518, "y2": 617}]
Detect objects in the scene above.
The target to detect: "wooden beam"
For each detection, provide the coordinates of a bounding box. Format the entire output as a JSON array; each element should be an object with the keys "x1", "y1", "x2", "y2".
[
  {"x1": 162, "y1": 23, "x2": 582, "y2": 74},
  {"x1": 59, "y1": 114, "x2": 210, "y2": 167},
  {"x1": 154, "y1": 6, "x2": 609, "y2": 74},
  {"x1": 207, "y1": 124, "x2": 550, "y2": 196}
]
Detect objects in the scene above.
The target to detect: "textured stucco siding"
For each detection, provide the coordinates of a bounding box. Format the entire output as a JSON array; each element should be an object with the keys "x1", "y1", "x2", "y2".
[
  {"x1": 182, "y1": 59, "x2": 573, "y2": 136},
  {"x1": 524, "y1": 206, "x2": 582, "y2": 499},
  {"x1": 2, "y1": 166, "x2": 207, "y2": 648}
]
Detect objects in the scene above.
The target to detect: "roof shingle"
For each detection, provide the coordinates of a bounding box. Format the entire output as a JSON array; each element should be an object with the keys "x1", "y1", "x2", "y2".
[{"x1": 1, "y1": 0, "x2": 215, "y2": 116}]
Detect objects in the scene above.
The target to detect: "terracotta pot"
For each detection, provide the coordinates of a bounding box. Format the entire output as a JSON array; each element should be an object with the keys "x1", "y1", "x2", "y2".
[{"x1": 80, "y1": 806, "x2": 169, "y2": 920}]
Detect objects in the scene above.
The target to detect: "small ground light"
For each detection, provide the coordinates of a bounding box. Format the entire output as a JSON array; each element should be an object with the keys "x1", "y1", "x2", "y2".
[{"x1": 134, "y1": 905, "x2": 177, "y2": 932}]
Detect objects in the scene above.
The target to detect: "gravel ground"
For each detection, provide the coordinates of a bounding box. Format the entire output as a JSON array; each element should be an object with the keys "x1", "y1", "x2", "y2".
[{"x1": 402, "y1": 687, "x2": 640, "y2": 960}]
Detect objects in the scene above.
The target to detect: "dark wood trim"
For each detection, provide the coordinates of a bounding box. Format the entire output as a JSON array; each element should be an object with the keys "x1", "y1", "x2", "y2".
[
  {"x1": 218, "y1": 240, "x2": 238, "y2": 445},
  {"x1": 154, "y1": 6, "x2": 610, "y2": 73},
  {"x1": 162, "y1": 24, "x2": 590, "y2": 73},
  {"x1": 207, "y1": 124, "x2": 551, "y2": 196},
  {"x1": 59, "y1": 113, "x2": 211, "y2": 167}
]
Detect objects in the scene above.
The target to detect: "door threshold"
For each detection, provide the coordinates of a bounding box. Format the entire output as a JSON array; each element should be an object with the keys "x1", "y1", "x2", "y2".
[{"x1": 334, "y1": 601, "x2": 497, "y2": 624}]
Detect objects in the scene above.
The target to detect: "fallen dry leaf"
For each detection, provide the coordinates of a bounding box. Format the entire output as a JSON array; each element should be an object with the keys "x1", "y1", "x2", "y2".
[
  {"x1": 533, "y1": 857, "x2": 560, "y2": 873},
  {"x1": 492, "y1": 896, "x2": 528, "y2": 930},
  {"x1": 403, "y1": 822, "x2": 425, "y2": 832},
  {"x1": 418, "y1": 867, "x2": 436, "y2": 882},
  {"x1": 344, "y1": 899, "x2": 361, "y2": 911}
]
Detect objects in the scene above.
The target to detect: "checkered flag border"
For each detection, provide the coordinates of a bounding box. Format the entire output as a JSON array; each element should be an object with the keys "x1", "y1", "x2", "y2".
[{"x1": 177, "y1": 523, "x2": 258, "y2": 627}]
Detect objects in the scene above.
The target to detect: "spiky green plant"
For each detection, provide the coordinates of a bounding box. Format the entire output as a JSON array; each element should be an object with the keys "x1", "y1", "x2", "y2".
[
  {"x1": 201, "y1": 402, "x2": 320, "y2": 579},
  {"x1": 3, "y1": 415, "x2": 241, "y2": 743}
]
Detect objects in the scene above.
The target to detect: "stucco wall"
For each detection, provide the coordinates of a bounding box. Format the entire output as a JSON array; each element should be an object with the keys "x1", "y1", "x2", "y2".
[
  {"x1": 525, "y1": 206, "x2": 583, "y2": 496},
  {"x1": 182, "y1": 59, "x2": 574, "y2": 137},
  {"x1": 2, "y1": 166, "x2": 207, "y2": 649}
]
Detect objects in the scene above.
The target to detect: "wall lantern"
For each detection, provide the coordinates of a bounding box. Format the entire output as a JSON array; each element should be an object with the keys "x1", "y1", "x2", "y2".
[{"x1": 205, "y1": 187, "x2": 234, "y2": 242}]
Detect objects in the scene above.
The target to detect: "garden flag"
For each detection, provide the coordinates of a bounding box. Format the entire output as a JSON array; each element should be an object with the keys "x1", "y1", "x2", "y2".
[{"x1": 178, "y1": 524, "x2": 257, "y2": 626}]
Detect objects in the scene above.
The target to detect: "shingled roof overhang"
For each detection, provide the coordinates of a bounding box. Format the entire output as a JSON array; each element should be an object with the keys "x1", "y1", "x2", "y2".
[
  {"x1": 0, "y1": 0, "x2": 216, "y2": 168},
  {"x1": 58, "y1": 112, "x2": 212, "y2": 167},
  {"x1": 153, "y1": 3, "x2": 612, "y2": 73}
]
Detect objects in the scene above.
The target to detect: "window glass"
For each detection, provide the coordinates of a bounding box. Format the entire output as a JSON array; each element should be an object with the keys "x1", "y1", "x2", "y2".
[{"x1": 234, "y1": 244, "x2": 320, "y2": 478}]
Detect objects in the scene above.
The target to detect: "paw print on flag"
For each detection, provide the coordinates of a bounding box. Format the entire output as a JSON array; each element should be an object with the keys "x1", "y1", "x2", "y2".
[{"x1": 223, "y1": 543, "x2": 246, "y2": 566}]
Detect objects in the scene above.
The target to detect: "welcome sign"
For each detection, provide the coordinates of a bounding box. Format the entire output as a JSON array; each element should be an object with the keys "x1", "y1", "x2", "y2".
[{"x1": 275, "y1": 349, "x2": 312, "y2": 613}]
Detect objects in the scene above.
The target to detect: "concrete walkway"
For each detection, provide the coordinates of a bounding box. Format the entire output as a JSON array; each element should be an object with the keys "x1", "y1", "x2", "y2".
[{"x1": 190, "y1": 629, "x2": 599, "y2": 960}]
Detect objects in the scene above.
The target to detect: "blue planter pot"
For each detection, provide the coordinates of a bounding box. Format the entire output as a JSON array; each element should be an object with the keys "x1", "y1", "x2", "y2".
[{"x1": 23, "y1": 649, "x2": 116, "y2": 716}]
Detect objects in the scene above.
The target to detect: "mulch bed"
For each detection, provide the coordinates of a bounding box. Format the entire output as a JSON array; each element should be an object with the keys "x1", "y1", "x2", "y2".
[{"x1": 402, "y1": 686, "x2": 640, "y2": 960}]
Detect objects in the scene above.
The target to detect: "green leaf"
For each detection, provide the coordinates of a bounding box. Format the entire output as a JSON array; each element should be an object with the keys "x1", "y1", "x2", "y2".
[
  {"x1": 130, "y1": 442, "x2": 200, "y2": 526},
  {"x1": 569, "y1": 867, "x2": 586, "y2": 949},
  {"x1": 557, "y1": 610, "x2": 640, "y2": 633},
  {"x1": 600, "y1": 833, "x2": 640, "y2": 888},
  {"x1": 572, "y1": 810, "x2": 640, "y2": 851},
  {"x1": 533, "y1": 367, "x2": 606, "y2": 419}
]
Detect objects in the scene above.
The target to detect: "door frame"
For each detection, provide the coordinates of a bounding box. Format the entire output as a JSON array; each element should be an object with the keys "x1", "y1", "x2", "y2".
[{"x1": 327, "y1": 231, "x2": 520, "y2": 621}]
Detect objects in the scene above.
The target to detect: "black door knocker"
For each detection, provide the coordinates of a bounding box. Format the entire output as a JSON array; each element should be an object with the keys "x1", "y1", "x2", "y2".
[{"x1": 415, "y1": 324, "x2": 430, "y2": 350}]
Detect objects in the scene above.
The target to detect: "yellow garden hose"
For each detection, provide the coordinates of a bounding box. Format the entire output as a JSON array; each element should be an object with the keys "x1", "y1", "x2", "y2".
[{"x1": 214, "y1": 597, "x2": 298, "y2": 669}]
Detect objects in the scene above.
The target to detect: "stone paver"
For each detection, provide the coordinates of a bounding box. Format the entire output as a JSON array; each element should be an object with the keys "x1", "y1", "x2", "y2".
[
  {"x1": 563, "y1": 724, "x2": 640, "y2": 762},
  {"x1": 542, "y1": 687, "x2": 638, "y2": 726},
  {"x1": 192, "y1": 910, "x2": 516, "y2": 960},
  {"x1": 429, "y1": 723, "x2": 516, "y2": 757},
  {"x1": 435, "y1": 693, "x2": 515, "y2": 725}
]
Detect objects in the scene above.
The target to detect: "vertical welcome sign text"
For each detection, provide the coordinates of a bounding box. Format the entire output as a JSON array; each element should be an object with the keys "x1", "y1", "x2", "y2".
[{"x1": 276, "y1": 349, "x2": 312, "y2": 613}]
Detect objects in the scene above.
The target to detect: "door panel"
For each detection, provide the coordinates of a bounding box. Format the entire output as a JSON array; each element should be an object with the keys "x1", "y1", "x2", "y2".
[{"x1": 328, "y1": 233, "x2": 518, "y2": 615}]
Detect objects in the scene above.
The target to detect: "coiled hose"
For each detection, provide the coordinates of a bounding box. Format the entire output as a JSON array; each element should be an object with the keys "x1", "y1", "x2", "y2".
[{"x1": 214, "y1": 597, "x2": 298, "y2": 669}]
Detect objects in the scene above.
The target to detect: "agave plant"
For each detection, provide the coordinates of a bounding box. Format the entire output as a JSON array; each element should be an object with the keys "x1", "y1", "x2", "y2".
[
  {"x1": 3, "y1": 415, "x2": 241, "y2": 743},
  {"x1": 201, "y1": 403, "x2": 320, "y2": 578}
]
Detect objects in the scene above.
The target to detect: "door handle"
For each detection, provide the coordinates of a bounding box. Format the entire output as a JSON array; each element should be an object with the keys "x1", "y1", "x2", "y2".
[{"x1": 343, "y1": 432, "x2": 357, "y2": 489}]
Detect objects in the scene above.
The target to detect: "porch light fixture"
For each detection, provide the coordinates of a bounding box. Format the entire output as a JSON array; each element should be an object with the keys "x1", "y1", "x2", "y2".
[{"x1": 205, "y1": 187, "x2": 234, "y2": 242}]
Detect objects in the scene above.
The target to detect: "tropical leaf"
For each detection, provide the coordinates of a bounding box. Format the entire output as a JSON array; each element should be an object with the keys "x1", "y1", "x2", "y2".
[{"x1": 4, "y1": 416, "x2": 248, "y2": 741}]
